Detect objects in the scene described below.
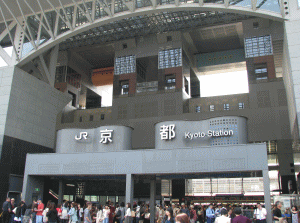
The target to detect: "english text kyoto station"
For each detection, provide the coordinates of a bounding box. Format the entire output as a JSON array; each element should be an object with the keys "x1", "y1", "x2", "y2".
[{"x1": 1, "y1": 0, "x2": 300, "y2": 223}]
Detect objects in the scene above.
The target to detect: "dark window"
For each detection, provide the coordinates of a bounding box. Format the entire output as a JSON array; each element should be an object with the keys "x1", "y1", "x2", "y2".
[
  {"x1": 68, "y1": 91, "x2": 77, "y2": 107},
  {"x1": 253, "y1": 22, "x2": 259, "y2": 29},
  {"x1": 123, "y1": 43, "x2": 127, "y2": 49},
  {"x1": 184, "y1": 76, "x2": 189, "y2": 95},
  {"x1": 89, "y1": 115, "x2": 94, "y2": 121},
  {"x1": 238, "y1": 102, "x2": 245, "y2": 109},
  {"x1": 101, "y1": 114, "x2": 105, "y2": 120},
  {"x1": 195, "y1": 106, "x2": 201, "y2": 113},
  {"x1": 167, "y1": 36, "x2": 172, "y2": 42},
  {"x1": 79, "y1": 116, "x2": 83, "y2": 122},
  {"x1": 224, "y1": 104, "x2": 229, "y2": 111},
  {"x1": 254, "y1": 63, "x2": 268, "y2": 80},
  {"x1": 86, "y1": 88, "x2": 101, "y2": 109},
  {"x1": 120, "y1": 80, "x2": 129, "y2": 95},
  {"x1": 165, "y1": 74, "x2": 176, "y2": 90}
]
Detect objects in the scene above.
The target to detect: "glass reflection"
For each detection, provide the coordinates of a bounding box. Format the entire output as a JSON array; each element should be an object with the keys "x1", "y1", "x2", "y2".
[
  {"x1": 157, "y1": 0, "x2": 175, "y2": 5},
  {"x1": 180, "y1": 0, "x2": 199, "y2": 3},
  {"x1": 256, "y1": 0, "x2": 281, "y2": 13},
  {"x1": 229, "y1": 0, "x2": 251, "y2": 7},
  {"x1": 204, "y1": 0, "x2": 224, "y2": 3}
]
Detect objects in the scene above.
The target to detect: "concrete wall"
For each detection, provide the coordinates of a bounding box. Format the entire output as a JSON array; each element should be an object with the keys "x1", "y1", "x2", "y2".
[
  {"x1": 4, "y1": 67, "x2": 71, "y2": 149},
  {"x1": 242, "y1": 18, "x2": 284, "y2": 41},
  {"x1": 23, "y1": 143, "x2": 268, "y2": 176},
  {"x1": 0, "y1": 66, "x2": 15, "y2": 201},
  {"x1": 115, "y1": 33, "x2": 182, "y2": 59},
  {"x1": 22, "y1": 175, "x2": 44, "y2": 205},
  {"x1": 283, "y1": 15, "x2": 300, "y2": 149},
  {"x1": 0, "y1": 66, "x2": 14, "y2": 159},
  {"x1": 58, "y1": 78, "x2": 291, "y2": 149},
  {"x1": 188, "y1": 79, "x2": 291, "y2": 142}
]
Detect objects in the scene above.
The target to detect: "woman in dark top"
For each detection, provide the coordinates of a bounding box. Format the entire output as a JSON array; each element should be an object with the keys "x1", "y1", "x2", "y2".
[
  {"x1": 32, "y1": 202, "x2": 38, "y2": 223},
  {"x1": 14, "y1": 202, "x2": 23, "y2": 222},
  {"x1": 143, "y1": 205, "x2": 150, "y2": 223},
  {"x1": 164, "y1": 208, "x2": 174, "y2": 223},
  {"x1": 47, "y1": 202, "x2": 58, "y2": 223},
  {"x1": 23, "y1": 204, "x2": 33, "y2": 223},
  {"x1": 228, "y1": 208, "x2": 235, "y2": 221},
  {"x1": 273, "y1": 201, "x2": 283, "y2": 221}
]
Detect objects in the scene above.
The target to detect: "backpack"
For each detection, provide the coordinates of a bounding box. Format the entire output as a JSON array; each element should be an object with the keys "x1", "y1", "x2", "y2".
[
  {"x1": 190, "y1": 211, "x2": 194, "y2": 219},
  {"x1": 42, "y1": 208, "x2": 49, "y2": 223},
  {"x1": 115, "y1": 209, "x2": 121, "y2": 218}
]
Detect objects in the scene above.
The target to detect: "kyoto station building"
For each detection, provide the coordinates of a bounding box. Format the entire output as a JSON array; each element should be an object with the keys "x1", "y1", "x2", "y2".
[{"x1": 1, "y1": 0, "x2": 300, "y2": 222}]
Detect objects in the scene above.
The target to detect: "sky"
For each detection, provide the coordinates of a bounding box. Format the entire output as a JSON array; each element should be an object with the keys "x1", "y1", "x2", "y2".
[
  {"x1": 0, "y1": 46, "x2": 13, "y2": 67},
  {"x1": 199, "y1": 70, "x2": 249, "y2": 97}
]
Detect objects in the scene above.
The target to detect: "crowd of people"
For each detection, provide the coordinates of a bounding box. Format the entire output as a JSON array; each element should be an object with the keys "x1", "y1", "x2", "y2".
[{"x1": 2, "y1": 198, "x2": 300, "y2": 223}]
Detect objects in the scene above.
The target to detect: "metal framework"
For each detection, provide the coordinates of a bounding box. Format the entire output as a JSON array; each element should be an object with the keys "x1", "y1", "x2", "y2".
[{"x1": 0, "y1": 0, "x2": 285, "y2": 68}]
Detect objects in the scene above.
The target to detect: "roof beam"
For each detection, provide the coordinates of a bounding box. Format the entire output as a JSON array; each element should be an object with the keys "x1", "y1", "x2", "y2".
[
  {"x1": 47, "y1": 0, "x2": 74, "y2": 31},
  {"x1": 71, "y1": 0, "x2": 93, "y2": 23},
  {"x1": 95, "y1": 0, "x2": 112, "y2": 16},
  {"x1": 24, "y1": 0, "x2": 54, "y2": 39},
  {"x1": 0, "y1": 2, "x2": 19, "y2": 61},
  {"x1": 37, "y1": 0, "x2": 55, "y2": 39},
  {"x1": 1, "y1": 0, "x2": 36, "y2": 50}
]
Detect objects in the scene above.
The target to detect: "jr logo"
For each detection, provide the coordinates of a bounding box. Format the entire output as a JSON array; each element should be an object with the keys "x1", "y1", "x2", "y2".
[{"x1": 75, "y1": 132, "x2": 88, "y2": 140}]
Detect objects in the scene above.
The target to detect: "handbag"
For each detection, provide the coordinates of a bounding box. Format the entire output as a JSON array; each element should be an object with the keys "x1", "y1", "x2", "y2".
[
  {"x1": 42, "y1": 208, "x2": 48, "y2": 223},
  {"x1": 144, "y1": 213, "x2": 150, "y2": 219},
  {"x1": 115, "y1": 210, "x2": 121, "y2": 218},
  {"x1": 61, "y1": 208, "x2": 68, "y2": 220},
  {"x1": 131, "y1": 211, "x2": 136, "y2": 218}
]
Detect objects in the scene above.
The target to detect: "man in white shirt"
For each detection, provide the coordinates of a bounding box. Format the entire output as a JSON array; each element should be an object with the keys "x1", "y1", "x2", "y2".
[
  {"x1": 136, "y1": 202, "x2": 141, "y2": 223},
  {"x1": 254, "y1": 203, "x2": 267, "y2": 223},
  {"x1": 215, "y1": 209, "x2": 230, "y2": 223}
]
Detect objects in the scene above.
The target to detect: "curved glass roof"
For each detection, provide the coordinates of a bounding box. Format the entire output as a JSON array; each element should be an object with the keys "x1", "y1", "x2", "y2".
[
  {"x1": 59, "y1": 10, "x2": 254, "y2": 50},
  {"x1": 0, "y1": 0, "x2": 283, "y2": 63}
]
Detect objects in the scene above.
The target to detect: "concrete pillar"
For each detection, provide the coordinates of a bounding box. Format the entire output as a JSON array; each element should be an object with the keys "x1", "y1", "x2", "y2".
[
  {"x1": 283, "y1": 6, "x2": 300, "y2": 151},
  {"x1": 150, "y1": 179, "x2": 156, "y2": 223},
  {"x1": 58, "y1": 180, "x2": 64, "y2": 204},
  {"x1": 263, "y1": 170, "x2": 272, "y2": 223},
  {"x1": 22, "y1": 175, "x2": 44, "y2": 205},
  {"x1": 126, "y1": 174, "x2": 134, "y2": 205},
  {"x1": 277, "y1": 139, "x2": 296, "y2": 193}
]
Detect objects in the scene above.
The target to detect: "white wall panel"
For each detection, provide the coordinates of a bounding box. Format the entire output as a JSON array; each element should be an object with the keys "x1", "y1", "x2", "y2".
[{"x1": 4, "y1": 67, "x2": 71, "y2": 149}]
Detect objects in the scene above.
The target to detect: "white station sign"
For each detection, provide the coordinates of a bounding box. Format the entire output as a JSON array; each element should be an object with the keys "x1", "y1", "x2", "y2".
[
  {"x1": 160, "y1": 124, "x2": 233, "y2": 140},
  {"x1": 75, "y1": 129, "x2": 114, "y2": 144}
]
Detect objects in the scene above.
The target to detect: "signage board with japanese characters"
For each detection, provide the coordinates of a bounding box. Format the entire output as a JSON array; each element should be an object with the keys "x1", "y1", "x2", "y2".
[
  {"x1": 155, "y1": 116, "x2": 247, "y2": 150},
  {"x1": 56, "y1": 126, "x2": 133, "y2": 153}
]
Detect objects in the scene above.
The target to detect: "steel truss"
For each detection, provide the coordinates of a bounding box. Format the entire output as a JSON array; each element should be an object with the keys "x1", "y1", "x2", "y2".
[{"x1": 0, "y1": 0, "x2": 284, "y2": 68}]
